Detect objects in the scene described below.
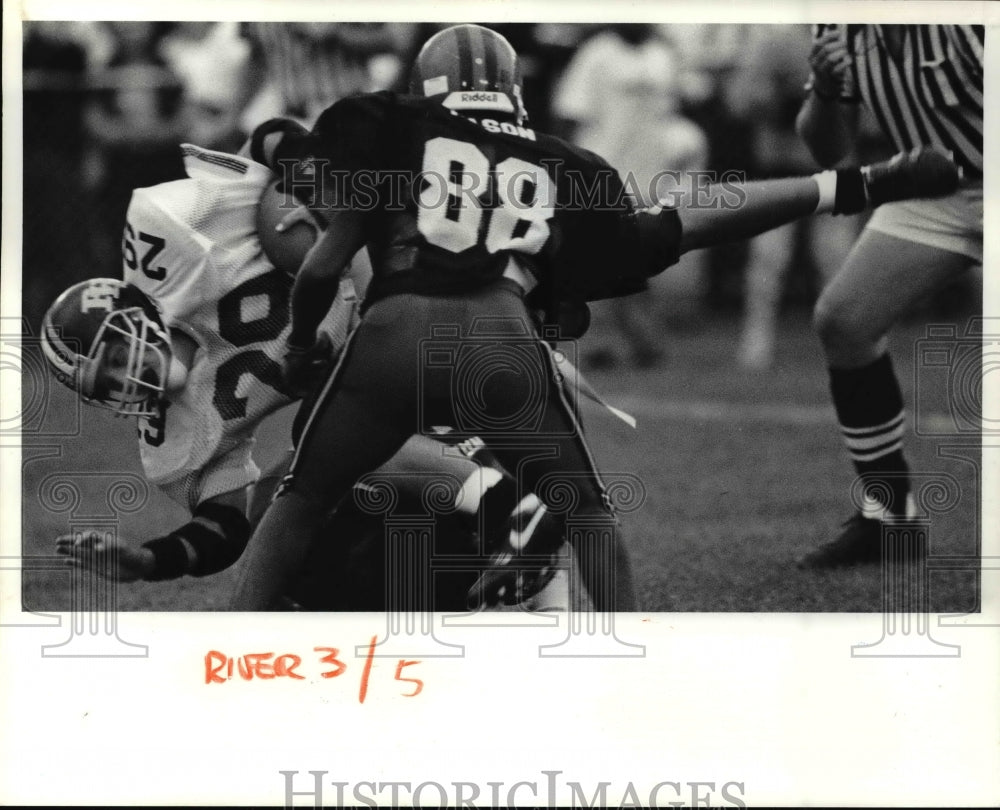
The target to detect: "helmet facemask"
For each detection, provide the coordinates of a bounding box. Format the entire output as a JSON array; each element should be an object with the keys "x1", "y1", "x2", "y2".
[
  {"x1": 42, "y1": 279, "x2": 175, "y2": 419},
  {"x1": 81, "y1": 306, "x2": 172, "y2": 417}
]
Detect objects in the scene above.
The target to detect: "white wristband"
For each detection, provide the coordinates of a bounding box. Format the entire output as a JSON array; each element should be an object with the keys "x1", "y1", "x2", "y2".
[{"x1": 812, "y1": 170, "x2": 838, "y2": 214}]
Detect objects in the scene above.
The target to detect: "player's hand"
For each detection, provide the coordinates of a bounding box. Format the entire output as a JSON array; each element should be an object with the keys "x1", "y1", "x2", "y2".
[
  {"x1": 275, "y1": 204, "x2": 320, "y2": 235},
  {"x1": 808, "y1": 28, "x2": 852, "y2": 98},
  {"x1": 863, "y1": 146, "x2": 962, "y2": 208},
  {"x1": 54, "y1": 531, "x2": 154, "y2": 582},
  {"x1": 282, "y1": 331, "x2": 334, "y2": 397}
]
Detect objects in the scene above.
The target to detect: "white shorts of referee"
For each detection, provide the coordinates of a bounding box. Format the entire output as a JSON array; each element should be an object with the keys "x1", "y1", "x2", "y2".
[{"x1": 814, "y1": 181, "x2": 982, "y2": 368}]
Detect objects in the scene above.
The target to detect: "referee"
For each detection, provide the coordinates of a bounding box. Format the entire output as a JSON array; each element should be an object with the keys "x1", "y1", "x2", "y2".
[
  {"x1": 241, "y1": 23, "x2": 413, "y2": 126},
  {"x1": 796, "y1": 24, "x2": 983, "y2": 567}
]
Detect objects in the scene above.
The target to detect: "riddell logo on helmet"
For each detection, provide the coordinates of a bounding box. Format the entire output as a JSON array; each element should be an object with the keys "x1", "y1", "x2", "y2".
[
  {"x1": 461, "y1": 92, "x2": 501, "y2": 103},
  {"x1": 442, "y1": 91, "x2": 515, "y2": 116}
]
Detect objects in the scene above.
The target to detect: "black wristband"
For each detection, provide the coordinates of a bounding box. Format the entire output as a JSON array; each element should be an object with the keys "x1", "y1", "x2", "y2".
[
  {"x1": 832, "y1": 168, "x2": 869, "y2": 215},
  {"x1": 191, "y1": 503, "x2": 250, "y2": 577},
  {"x1": 188, "y1": 502, "x2": 251, "y2": 577},
  {"x1": 174, "y1": 522, "x2": 236, "y2": 577},
  {"x1": 250, "y1": 118, "x2": 310, "y2": 168},
  {"x1": 141, "y1": 503, "x2": 250, "y2": 581},
  {"x1": 142, "y1": 534, "x2": 191, "y2": 581},
  {"x1": 194, "y1": 501, "x2": 251, "y2": 541}
]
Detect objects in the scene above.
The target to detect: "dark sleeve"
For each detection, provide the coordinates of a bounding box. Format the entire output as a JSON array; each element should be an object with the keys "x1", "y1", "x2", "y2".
[
  {"x1": 545, "y1": 149, "x2": 683, "y2": 304},
  {"x1": 313, "y1": 93, "x2": 389, "y2": 174},
  {"x1": 246, "y1": 118, "x2": 326, "y2": 209},
  {"x1": 630, "y1": 205, "x2": 683, "y2": 279},
  {"x1": 304, "y1": 93, "x2": 395, "y2": 213},
  {"x1": 256, "y1": 93, "x2": 391, "y2": 211},
  {"x1": 250, "y1": 117, "x2": 315, "y2": 168}
]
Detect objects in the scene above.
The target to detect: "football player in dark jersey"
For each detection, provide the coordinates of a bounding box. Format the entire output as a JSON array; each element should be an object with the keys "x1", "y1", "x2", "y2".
[{"x1": 230, "y1": 24, "x2": 961, "y2": 612}]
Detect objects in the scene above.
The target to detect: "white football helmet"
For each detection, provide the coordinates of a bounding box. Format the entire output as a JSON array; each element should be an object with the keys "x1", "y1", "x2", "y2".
[{"x1": 41, "y1": 278, "x2": 172, "y2": 417}]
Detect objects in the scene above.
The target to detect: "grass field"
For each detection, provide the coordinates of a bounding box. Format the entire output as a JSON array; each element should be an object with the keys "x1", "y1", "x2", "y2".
[{"x1": 19, "y1": 306, "x2": 982, "y2": 613}]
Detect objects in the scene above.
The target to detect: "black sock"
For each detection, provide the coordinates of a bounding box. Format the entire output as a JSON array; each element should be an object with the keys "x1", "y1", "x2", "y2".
[{"x1": 829, "y1": 353, "x2": 910, "y2": 517}]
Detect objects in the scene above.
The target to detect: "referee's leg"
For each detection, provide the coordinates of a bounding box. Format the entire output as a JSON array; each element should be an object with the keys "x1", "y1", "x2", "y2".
[{"x1": 812, "y1": 228, "x2": 973, "y2": 527}]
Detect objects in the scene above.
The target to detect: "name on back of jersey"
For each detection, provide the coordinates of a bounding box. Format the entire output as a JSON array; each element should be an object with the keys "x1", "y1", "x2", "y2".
[{"x1": 460, "y1": 113, "x2": 537, "y2": 141}]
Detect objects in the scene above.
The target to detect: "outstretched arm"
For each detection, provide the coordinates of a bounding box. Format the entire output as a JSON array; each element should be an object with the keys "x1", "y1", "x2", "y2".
[
  {"x1": 674, "y1": 147, "x2": 960, "y2": 256},
  {"x1": 55, "y1": 489, "x2": 249, "y2": 582},
  {"x1": 677, "y1": 176, "x2": 821, "y2": 253}
]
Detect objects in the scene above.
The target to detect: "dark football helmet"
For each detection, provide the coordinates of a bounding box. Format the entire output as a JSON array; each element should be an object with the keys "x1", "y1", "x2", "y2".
[
  {"x1": 41, "y1": 278, "x2": 172, "y2": 417},
  {"x1": 410, "y1": 24, "x2": 528, "y2": 124}
]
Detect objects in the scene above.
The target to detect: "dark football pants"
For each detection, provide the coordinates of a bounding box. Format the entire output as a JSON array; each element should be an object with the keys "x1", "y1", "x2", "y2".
[
  {"x1": 284, "y1": 279, "x2": 630, "y2": 610},
  {"x1": 250, "y1": 441, "x2": 500, "y2": 610}
]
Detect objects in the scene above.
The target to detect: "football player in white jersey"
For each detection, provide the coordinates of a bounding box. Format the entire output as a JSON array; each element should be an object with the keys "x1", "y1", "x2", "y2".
[{"x1": 43, "y1": 142, "x2": 561, "y2": 609}]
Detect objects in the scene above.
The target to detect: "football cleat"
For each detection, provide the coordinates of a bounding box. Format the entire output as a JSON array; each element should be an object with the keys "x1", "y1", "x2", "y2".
[
  {"x1": 863, "y1": 146, "x2": 961, "y2": 208},
  {"x1": 41, "y1": 278, "x2": 172, "y2": 417},
  {"x1": 467, "y1": 493, "x2": 563, "y2": 608},
  {"x1": 797, "y1": 512, "x2": 927, "y2": 569}
]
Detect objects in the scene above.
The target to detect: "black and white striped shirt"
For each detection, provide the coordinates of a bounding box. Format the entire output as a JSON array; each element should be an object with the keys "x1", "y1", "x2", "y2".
[
  {"x1": 244, "y1": 23, "x2": 379, "y2": 122},
  {"x1": 815, "y1": 24, "x2": 983, "y2": 177}
]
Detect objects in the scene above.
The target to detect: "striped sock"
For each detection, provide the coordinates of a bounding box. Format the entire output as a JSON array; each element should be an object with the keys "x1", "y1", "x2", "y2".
[{"x1": 829, "y1": 354, "x2": 910, "y2": 518}]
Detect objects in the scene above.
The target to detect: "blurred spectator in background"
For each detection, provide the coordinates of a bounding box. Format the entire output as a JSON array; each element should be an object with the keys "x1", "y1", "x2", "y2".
[
  {"x1": 23, "y1": 22, "x2": 95, "y2": 323},
  {"x1": 83, "y1": 22, "x2": 187, "y2": 272},
  {"x1": 517, "y1": 23, "x2": 596, "y2": 134},
  {"x1": 553, "y1": 24, "x2": 708, "y2": 368},
  {"x1": 669, "y1": 23, "x2": 756, "y2": 313},
  {"x1": 161, "y1": 22, "x2": 253, "y2": 153},
  {"x1": 239, "y1": 23, "x2": 416, "y2": 128},
  {"x1": 727, "y1": 25, "x2": 862, "y2": 369}
]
